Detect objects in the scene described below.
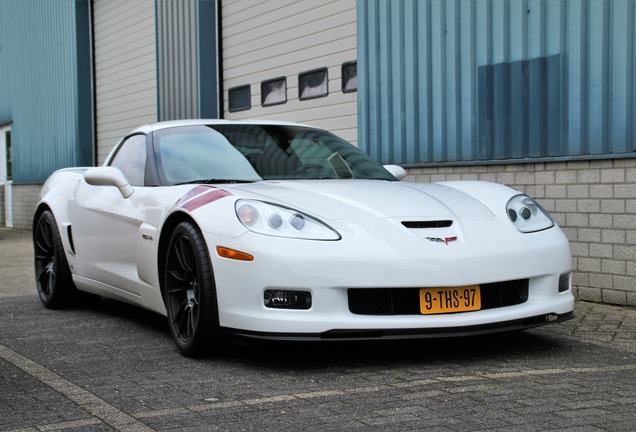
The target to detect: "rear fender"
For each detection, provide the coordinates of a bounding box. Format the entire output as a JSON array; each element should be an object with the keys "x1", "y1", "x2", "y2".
[{"x1": 34, "y1": 168, "x2": 90, "y2": 257}]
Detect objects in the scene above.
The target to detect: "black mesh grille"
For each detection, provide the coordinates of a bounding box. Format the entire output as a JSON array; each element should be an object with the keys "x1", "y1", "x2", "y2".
[{"x1": 348, "y1": 279, "x2": 529, "y2": 315}]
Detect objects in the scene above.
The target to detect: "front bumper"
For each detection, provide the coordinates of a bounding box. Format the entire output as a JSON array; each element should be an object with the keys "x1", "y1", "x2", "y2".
[
  {"x1": 204, "y1": 216, "x2": 575, "y2": 337},
  {"x1": 224, "y1": 311, "x2": 575, "y2": 341}
]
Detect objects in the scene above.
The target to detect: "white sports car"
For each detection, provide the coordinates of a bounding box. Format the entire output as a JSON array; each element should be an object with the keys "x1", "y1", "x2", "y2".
[{"x1": 34, "y1": 119, "x2": 574, "y2": 356}]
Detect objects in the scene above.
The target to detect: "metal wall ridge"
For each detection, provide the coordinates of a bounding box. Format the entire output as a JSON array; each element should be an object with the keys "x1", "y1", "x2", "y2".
[{"x1": 358, "y1": 0, "x2": 636, "y2": 165}]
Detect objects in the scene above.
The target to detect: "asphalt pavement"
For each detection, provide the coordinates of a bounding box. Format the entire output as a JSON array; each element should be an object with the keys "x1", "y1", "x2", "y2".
[{"x1": 1, "y1": 227, "x2": 636, "y2": 431}]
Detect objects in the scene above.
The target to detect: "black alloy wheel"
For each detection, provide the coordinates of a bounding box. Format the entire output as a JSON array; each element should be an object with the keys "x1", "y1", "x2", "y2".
[
  {"x1": 164, "y1": 221, "x2": 221, "y2": 357},
  {"x1": 33, "y1": 210, "x2": 74, "y2": 308}
]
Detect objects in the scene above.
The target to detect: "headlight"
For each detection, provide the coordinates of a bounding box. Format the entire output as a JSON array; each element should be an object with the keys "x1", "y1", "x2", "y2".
[
  {"x1": 506, "y1": 194, "x2": 554, "y2": 233},
  {"x1": 235, "y1": 200, "x2": 341, "y2": 240}
]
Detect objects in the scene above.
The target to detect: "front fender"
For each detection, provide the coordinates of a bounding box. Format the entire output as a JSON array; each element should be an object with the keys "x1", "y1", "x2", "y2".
[{"x1": 436, "y1": 181, "x2": 522, "y2": 216}]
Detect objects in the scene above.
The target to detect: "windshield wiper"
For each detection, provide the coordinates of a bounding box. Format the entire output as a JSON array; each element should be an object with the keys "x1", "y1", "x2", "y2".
[{"x1": 175, "y1": 179, "x2": 257, "y2": 185}]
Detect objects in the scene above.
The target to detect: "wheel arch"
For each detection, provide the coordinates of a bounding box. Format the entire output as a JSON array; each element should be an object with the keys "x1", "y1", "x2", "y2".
[
  {"x1": 33, "y1": 203, "x2": 52, "y2": 233},
  {"x1": 157, "y1": 211, "x2": 202, "y2": 300},
  {"x1": 159, "y1": 211, "x2": 223, "y2": 356},
  {"x1": 34, "y1": 169, "x2": 86, "y2": 247},
  {"x1": 33, "y1": 202, "x2": 76, "y2": 257},
  {"x1": 32, "y1": 203, "x2": 80, "y2": 308}
]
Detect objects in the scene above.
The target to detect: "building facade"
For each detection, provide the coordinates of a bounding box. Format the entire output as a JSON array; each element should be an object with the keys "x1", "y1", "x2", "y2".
[{"x1": 0, "y1": 0, "x2": 634, "y2": 307}]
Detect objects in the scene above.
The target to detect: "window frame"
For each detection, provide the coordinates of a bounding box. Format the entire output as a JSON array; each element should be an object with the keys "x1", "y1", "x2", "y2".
[
  {"x1": 261, "y1": 77, "x2": 287, "y2": 107},
  {"x1": 228, "y1": 84, "x2": 252, "y2": 112},
  {"x1": 341, "y1": 61, "x2": 357, "y2": 93},
  {"x1": 108, "y1": 134, "x2": 148, "y2": 186},
  {"x1": 298, "y1": 67, "x2": 329, "y2": 101}
]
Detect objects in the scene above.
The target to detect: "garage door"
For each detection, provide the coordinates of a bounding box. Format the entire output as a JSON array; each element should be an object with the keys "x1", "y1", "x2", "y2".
[{"x1": 93, "y1": 0, "x2": 157, "y2": 164}]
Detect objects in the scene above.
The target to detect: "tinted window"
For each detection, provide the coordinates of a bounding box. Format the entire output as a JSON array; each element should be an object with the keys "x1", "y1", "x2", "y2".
[
  {"x1": 154, "y1": 126, "x2": 261, "y2": 185},
  {"x1": 109, "y1": 134, "x2": 147, "y2": 186},
  {"x1": 211, "y1": 124, "x2": 396, "y2": 181},
  {"x1": 152, "y1": 124, "x2": 395, "y2": 184}
]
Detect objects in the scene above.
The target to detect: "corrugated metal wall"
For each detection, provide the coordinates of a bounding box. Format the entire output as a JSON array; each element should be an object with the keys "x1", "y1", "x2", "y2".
[
  {"x1": 222, "y1": 0, "x2": 358, "y2": 144},
  {"x1": 156, "y1": 0, "x2": 199, "y2": 120},
  {"x1": 0, "y1": 0, "x2": 92, "y2": 182},
  {"x1": 93, "y1": 0, "x2": 157, "y2": 164},
  {"x1": 358, "y1": 0, "x2": 636, "y2": 165}
]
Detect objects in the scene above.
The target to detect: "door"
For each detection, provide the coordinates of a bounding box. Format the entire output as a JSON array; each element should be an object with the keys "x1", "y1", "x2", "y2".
[
  {"x1": 68, "y1": 134, "x2": 148, "y2": 297},
  {"x1": 70, "y1": 181, "x2": 146, "y2": 295},
  {"x1": 0, "y1": 124, "x2": 12, "y2": 228}
]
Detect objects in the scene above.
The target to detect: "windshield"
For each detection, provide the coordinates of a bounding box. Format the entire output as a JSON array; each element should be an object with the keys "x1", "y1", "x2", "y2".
[{"x1": 154, "y1": 124, "x2": 396, "y2": 185}]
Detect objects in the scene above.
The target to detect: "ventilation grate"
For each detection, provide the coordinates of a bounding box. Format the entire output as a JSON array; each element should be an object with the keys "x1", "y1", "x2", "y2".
[{"x1": 402, "y1": 220, "x2": 453, "y2": 229}]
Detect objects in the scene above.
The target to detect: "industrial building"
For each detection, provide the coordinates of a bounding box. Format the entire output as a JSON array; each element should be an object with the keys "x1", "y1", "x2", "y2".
[{"x1": 0, "y1": 0, "x2": 634, "y2": 306}]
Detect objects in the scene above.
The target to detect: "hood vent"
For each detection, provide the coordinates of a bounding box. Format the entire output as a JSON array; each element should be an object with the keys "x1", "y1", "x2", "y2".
[{"x1": 402, "y1": 220, "x2": 453, "y2": 229}]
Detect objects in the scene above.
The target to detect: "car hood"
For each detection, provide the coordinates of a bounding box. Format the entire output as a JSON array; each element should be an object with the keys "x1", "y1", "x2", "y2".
[{"x1": 226, "y1": 180, "x2": 495, "y2": 220}]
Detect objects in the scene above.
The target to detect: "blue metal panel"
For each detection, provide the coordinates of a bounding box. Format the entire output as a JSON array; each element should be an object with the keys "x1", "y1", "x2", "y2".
[
  {"x1": 358, "y1": 0, "x2": 636, "y2": 165},
  {"x1": 0, "y1": 0, "x2": 92, "y2": 182},
  {"x1": 609, "y1": 0, "x2": 633, "y2": 153},
  {"x1": 198, "y1": 0, "x2": 219, "y2": 119},
  {"x1": 75, "y1": 0, "x2": 94, "y2": 167}
]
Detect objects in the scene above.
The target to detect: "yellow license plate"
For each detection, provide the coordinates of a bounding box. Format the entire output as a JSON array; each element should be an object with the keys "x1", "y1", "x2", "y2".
[{"x1": 419, "y1": 285, "x2": 481, "y2": 314}]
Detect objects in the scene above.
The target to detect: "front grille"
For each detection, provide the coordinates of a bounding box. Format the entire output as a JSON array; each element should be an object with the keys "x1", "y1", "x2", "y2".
[{"x1": 348, "y1": 279, "x2": 529, "y2": 315}]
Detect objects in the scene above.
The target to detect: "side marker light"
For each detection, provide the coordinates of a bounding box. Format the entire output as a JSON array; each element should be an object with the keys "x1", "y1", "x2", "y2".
[{"x1": 216, "y1": 246, "x2": 254, "y2": 261}]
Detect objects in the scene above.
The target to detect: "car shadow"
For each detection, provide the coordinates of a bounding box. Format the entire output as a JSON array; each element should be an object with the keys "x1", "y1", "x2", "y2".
[
  {"x1": 76, "y1": 297, "x2": 170, "y2": 335},
  {"x1": 221, "y1": 329, "x2": 567, "y2": 370},
  {"x1": 69, "y1": 297, "x2": 572, "y2": 369}
]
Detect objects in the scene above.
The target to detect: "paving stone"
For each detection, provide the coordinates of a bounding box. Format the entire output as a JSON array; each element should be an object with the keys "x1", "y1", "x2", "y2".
[{"x1": 2, "y1": 228, "x2": 636, "y2": 431}]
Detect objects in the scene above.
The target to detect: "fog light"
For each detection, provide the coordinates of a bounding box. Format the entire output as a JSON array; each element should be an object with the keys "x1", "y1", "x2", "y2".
[
  {"x1": 558, "y1": 273, "x2": 570, "y2": 292},
  {"x1": 264, "y1": 290, "x2": 312, "y2": 309}
]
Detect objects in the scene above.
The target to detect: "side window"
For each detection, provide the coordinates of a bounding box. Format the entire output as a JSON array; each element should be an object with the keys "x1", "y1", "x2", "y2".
[{"x1": 109, "y1": 134, "x2": 147, "y2": 186}]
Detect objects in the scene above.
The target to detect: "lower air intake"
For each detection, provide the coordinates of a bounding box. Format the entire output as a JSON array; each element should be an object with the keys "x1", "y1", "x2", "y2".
[{"x1": 348, "y1": 279, "x2": 529, "y2": 315}]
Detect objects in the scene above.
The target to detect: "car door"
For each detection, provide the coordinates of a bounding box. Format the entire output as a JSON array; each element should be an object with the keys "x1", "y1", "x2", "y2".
[{"x1": 69, "y1": 134, "x2": 149, "y2": 297}]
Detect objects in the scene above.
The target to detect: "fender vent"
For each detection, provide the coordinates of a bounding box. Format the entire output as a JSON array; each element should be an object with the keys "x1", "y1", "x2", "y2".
[
  {"x1": 66, "y1": 225, "x2": 76, "y2": 255},
  {"x1": 402, "y1": 220, "x2": 453, "y2": 229}
]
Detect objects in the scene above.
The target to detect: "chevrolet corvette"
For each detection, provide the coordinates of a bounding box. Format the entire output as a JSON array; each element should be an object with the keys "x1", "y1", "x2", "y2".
[{"x1": 33, "y1": 120, "x2": 574, "y2": 356}]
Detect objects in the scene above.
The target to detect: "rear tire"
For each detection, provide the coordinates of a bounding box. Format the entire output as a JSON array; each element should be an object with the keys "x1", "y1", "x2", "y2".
[
  {"x1": 164, "y1": 221, "x2": 222, "y2": 357},
  {"x1": 33, "y1": 210, "x2": 75, "y2": 309}
]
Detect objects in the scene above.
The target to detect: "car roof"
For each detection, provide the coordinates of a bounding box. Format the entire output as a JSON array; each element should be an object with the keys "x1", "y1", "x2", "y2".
[
  {"x1": 129, "y1": 119, "x2": 318, "y2": 134},
  {"x1": 105, "y1": 119, "x2": 325, "y2": 167}
]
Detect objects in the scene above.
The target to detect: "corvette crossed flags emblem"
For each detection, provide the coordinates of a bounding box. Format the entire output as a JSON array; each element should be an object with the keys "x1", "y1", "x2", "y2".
[{"x1": 425, "y1": 236, "x2": 458, "y2": 245}]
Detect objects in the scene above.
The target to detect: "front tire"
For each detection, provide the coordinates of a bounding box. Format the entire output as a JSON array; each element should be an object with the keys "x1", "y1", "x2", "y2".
[
  {"x1": 33, "y1": 210, "x2": 75, "y2": 309},
  {"x1": 164, "y1": 221, "x2": 221, "y2": 357}
]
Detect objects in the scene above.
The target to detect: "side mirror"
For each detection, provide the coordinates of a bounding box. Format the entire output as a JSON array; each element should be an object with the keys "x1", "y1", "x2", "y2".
[
  {"x1": 84, "y1": 167, "x2": 134, "y2": 198},
  {"x1": 383, "y1": 164, "x2": 407, "y2": 181}
]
